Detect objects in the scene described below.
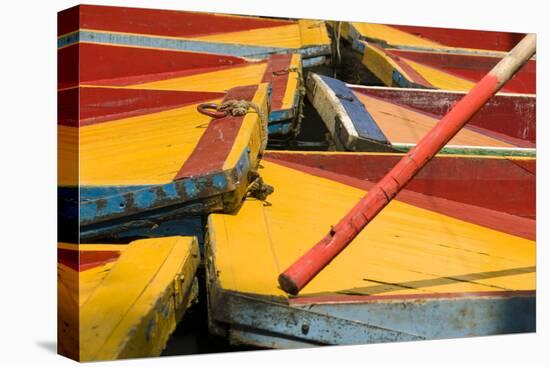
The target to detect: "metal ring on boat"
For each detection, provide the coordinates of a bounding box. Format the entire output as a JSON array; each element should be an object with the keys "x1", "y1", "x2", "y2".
[{"x1": 197, "y1": 103, "x2": 228, "y2": 118}]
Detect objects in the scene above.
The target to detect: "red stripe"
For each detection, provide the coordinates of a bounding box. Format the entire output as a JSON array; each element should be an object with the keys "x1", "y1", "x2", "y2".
[
  {"x1": 261, "y1": 54, "x2": 294, "y2": 111},
  {"x1": 58, "y1": 87, "x2": 79, "y2": 126},
  {"x1": 58, "y1": 43, "x2": 250, "y2": 88},
  {"x1": 59, "y1": 4, "x2": 293, "y2": 38},
  {"x1": 390, "y1": 49, "x2": 536, "y2": 94},
  {"x1": 58, "y1": 248, "x2": 121, "y2": 272},
  {"x1": 175, "y1": 85, "x2": 259, "y2": 179},
  {"x1": 265, "y1": 156, "x2": 536, "y2": 240},
  {"x1": 58, "y1": 87, "x2": 225, "y2": 127},
  {"x1": 290, "y1": 290, "x2": 535, "y2": 305},
  {"x1": 390, "y1": 25, "x2": 527, "y2": 52}
]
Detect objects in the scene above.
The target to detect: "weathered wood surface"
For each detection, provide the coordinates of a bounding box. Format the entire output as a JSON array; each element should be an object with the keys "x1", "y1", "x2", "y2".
[
  {"x1": 205, "y1": 159, "x2": 535, "y2": 345},
  {"x1": 58, "y1": 83, "x2": 270, "y2": 231},
  {"x1": 58, "y1": 43, "x2": 302, "y2": 127},
  {"x1": 350, "y1": 85, "x2": 535, "y2": 143},
  {"x1": 345, "y1": 22, "x2": 528, "y2": 55},
  {"x1": 265, "y1": 151, "x2": 535, "y2": 219},
  {"x1": 57, "y1": 237, "x2": 200, "y2": 361},
  {"x1": 306, "y1": 74, "x2": 535, "y2": 155},
  {"x1": 360, "y1": 44, "x2": 535, "y2": 93},
  {"x1": 58, "y1": 5, "x2": 331, "y2": 64}
]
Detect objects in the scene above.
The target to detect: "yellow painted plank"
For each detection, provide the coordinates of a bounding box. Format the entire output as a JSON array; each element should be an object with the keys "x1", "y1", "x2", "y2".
[
  {"x1": 129, "y1": 62, "x2": 267, "y2": 92},
  {"x1": 209, "y1": 161, "x2": 535, "y2": 298},
  {"x1": 298, "y1": 19, "x2": 331, "y2": 47},
  {"x1": 348, "y1": 22, "x2": 509, "y2": 56},
  {"x1": 281, "y1": 54, "x2": 302, "y2": 111},
  {"x1": 79, "y1": 236, "x2": 200, "y2": 361},
  {"x1": 406, "y1": 58, "x2": 476, "y2": 91},
  {"x1": 78, "y1": 99, "x2": 220, "y2": 186},
  {"x1": 265, "y1": 150, "x2": 536, "y2": 160},
  {"x1": 58, "y1": 125, "x2": 79, "y2": 186},
  {"x1": 354, "y1": 93, "x2": 515, "y2": 147},
  {"x1": 195, "y1": 24, "x2": 302, "y2": 49},
  {"x1": 351, "y1": 22, "x2": 443, "y2": 49}
]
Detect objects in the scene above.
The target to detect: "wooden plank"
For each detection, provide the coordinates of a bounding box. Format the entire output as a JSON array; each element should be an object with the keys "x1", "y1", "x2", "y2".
[
  {"x1": 360, "y1": 43, "x2": 535, "y2": 93},
  {"x1": 59, "y1": 43, "x2": 301, "y2": 127},
  {"x1": 207, "y1": 160, "x2": 535, "y2": 298},
  {"x1": 355, "y1": 93, "x2": 515, "y2": 147},
  {"x1": 57, "y1": 238, "x2": 200, "y2": 361},
  {"x1": 57, "y1": 237, "x2": 200, "y2": 361},
  {"x1": 347, "y1": 22, "x2": 526, "y2": 55},
  {"x1": 58, "y1": 4, "x2": 293, "y2": 38},
  {"x1": 58, "y1": 87, "x2": 226, "y2": 127},
  {"x1": 350, "y1": 86, "x2": 536, "y2": 144},
  {"x1": 264, "y1": 151, "x2": 536, "y2": 219},
  {"x1": 59, "y1": 83, "x2": 270, "y2": 228}
]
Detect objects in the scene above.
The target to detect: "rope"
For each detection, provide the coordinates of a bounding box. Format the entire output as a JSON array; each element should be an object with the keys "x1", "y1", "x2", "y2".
[
  {"x1": 246, "y1": 170, "x2": 274, "y2": 201},
  {"x1": 198, "y1": 99, "x2": 269, "y2": 154},
  {"x1": 197, "y1": 101, "x2": 273, "y2": 201}
]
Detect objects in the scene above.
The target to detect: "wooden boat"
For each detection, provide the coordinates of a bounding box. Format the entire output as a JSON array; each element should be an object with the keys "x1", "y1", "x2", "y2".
[
  {"x1": 306, "y1": 73, "x2": 535, "y2": 156},
  {"x1": 57, "y1": 4, "x2": 331, "y2": 67},
  {"x1": 336, "y1": 22, "x2": 535, "y2": 93},
  {"x1": 205, "y1": 152, "x2": 535, "y2": 347},
  {"x1": 58, "y1": 237, "x2": 200, "y2": 361},
  {"x1": 360, "y1": 44, "x2": 535, "y2": 93},
  {"x1": 58, "y1": 42, "x2": 303, "y2": 136},
  {"x1": 58, "y1": 82, "x2": 270, "y2": 241},
  {"x1": 342, "y1": 22, "x2": 528, "y2": 55}
]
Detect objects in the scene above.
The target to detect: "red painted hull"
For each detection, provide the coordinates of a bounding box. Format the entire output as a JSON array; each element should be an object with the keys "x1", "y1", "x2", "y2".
[{"x1": 265, "y1": 152, "x2": 535, "y2": 219}]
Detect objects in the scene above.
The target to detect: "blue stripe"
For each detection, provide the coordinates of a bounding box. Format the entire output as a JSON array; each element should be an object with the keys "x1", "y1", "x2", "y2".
[
  {"x1": 60, "y1": 146, "x2": 253, "y2": 226},
  {"x1": 58, "y1": 30, "x2": 330, "y2": 60},
  {"x1": 319, "y1": 75, "x2": 388, "y2": 144}
]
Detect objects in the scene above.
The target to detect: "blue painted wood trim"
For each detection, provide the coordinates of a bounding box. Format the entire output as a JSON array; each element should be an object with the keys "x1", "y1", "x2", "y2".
[
  {"x1": 58, "y1": 30, "x2": 331, "y2": 60},
  {"x1": 268, "y1": 121, "x2": 293, "y2": 136},
  {"x1": 59, "y1": 147, "x2": 253, "y2": 226},
  {"x1": 302, "y1": 55, "x2": 329, "y2": 68},
  {"x1": 318, "y1": 75, "x2": 389, "y2": 144},
  {"x1": 269, "y1": 84, "x2": 302, "y2": 123}
]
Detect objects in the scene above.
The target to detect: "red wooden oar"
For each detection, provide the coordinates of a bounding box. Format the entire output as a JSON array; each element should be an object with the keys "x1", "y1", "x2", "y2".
[{"x1": 278, "y1": 34, "x2": 536, "y2": 295}]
